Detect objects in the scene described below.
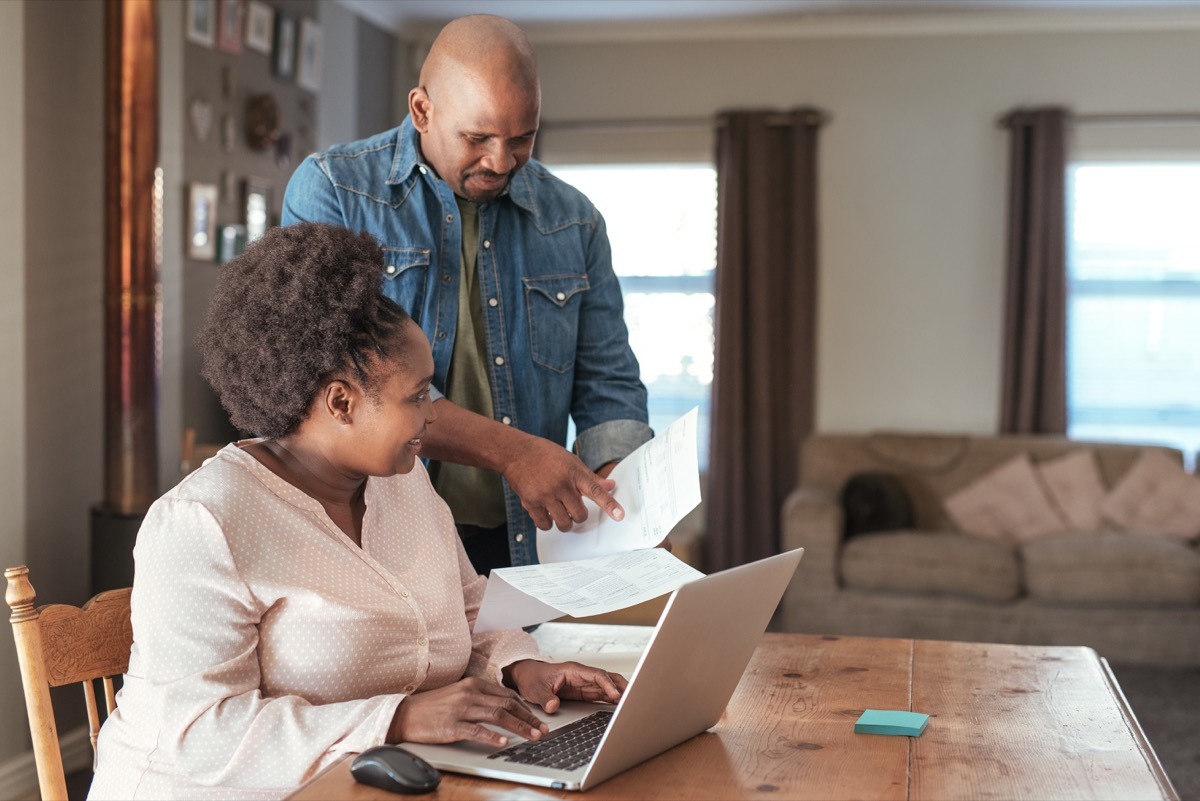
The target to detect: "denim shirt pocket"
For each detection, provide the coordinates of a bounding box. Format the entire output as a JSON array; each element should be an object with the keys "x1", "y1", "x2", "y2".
[
  {"x1": 523, "y1": 274, "x2": 590, "y2": 373},
  {"x1": 381, "y1": 247, "x2": 432, "y2": 318}
]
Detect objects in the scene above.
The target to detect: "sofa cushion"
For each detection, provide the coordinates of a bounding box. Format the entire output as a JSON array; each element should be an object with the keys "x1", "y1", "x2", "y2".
[
  {"x1": 1100, "y1": 449, "x2": 1200, "y2": 542},
  {"x1": 943, "y1": 454, "x2": 1069, "y2": 544},
  {"x1": 840, "y1": 530, "x2": 1021, "y2": 602},
  {"x1": 1036, "y1": 449, "x2": 1106, "y2": 531},
  {"x1": 1023, "y1": 531, "x2": 1200, "y2": 605}
]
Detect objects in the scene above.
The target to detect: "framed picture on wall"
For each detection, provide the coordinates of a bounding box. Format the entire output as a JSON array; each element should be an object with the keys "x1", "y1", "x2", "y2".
[
  {"x1": 186, "y1": 0, "x2": 216, "y2": 48},
  {"x1": 242, "y1": 177, "x2": 273, "y2": 244},
  {"x1": 245, "y1": 0, "x2": 274, "y2": 54},
  {"x1": 187, "y1": 182, "x2": 219, "y2": 261},
  {"x1": 272, "y1": 11, "x2": 297, "y2": 81},
  {"x1": 216, "y1": 0, "x2": 244, "y2": 54},
  {"x1": 296, "y1": 18, "x2": 323, "y2": 94}
]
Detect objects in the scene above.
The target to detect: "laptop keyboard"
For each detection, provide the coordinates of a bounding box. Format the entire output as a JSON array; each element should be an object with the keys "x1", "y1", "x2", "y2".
[{"x1": 486, "y1": 709, "x2": 614, "y2": 771}]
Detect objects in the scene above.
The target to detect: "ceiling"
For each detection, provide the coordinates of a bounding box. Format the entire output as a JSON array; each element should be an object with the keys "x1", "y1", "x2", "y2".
[{"x1": 337, "y1": 0, "x2": 1200, "y2": 37}]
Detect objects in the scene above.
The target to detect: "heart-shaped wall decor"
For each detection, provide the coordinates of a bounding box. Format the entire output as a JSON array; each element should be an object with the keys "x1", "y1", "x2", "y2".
[{"x1": 189, "y1": 97, "x2": 213, "y2": 144}]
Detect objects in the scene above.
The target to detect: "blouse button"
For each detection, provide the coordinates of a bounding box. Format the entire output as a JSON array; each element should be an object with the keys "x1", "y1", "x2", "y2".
[
  {"x1": 418, "y1": 637, "x2": 428, "y2": 647},
  {"x1": 446, "y1": 214, "x2": 454, "y2": 223},
  {"x1": 436, "y1": 331, "x2": 447, "y2": 340},
  {"x1": 401, "y1": 590, "x2": 409, "y2": 598},
  {"x1": 494, "y1": 356, "x2": 504, "y2": 366},
  {"x1": 385, "y1": 264, "x2": 397, "y2": 276},
  {"x1": 404, "y1": 685, "x2": 416, "y2": 693},
  {"x1": 418, "y1": 165, "x2": 427, "y2": 175},
  {"x1": 488, "y1": 297, "x2": 498, "y2": 307},
  {"x1": 501, "y1": 416, "x2": 512, "y2": 425},
  {"x1": 515, "y1": 533, "x2": 525, "y2": 543},
  {"x1": 483, "y1": 240, "x2": 491, "y2": 249},
  {"x1": 556, "y1": 291, "x2": 566, "y2": 301}
]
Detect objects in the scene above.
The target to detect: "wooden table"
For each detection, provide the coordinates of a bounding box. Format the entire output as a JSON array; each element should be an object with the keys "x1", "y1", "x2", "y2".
[{"x1": 288, "y1": 624, "x2": 1178, "y2": 801}]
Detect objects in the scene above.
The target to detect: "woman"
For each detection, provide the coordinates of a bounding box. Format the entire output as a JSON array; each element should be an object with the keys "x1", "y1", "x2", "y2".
[{"x1": 89, "y1": 223, "x2": 625, "y2": 800}]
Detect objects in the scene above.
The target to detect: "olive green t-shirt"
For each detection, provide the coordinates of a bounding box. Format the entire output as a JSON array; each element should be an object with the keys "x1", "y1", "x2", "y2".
[{"x1": 428, "y1": 197, "x2": 507, "y2": 527}]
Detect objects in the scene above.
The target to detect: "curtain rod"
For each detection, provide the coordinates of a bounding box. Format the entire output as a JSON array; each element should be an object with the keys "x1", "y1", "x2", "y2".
[
  {"x1": 997, "y1": 110, "x2": 1200, "y2": 128},
  {"x1": 540, "y1": 111, "x2": 831, "y2": 133},
  {"x1": 1072, "y1": 112, "x2": 1200, "y2": 127}
]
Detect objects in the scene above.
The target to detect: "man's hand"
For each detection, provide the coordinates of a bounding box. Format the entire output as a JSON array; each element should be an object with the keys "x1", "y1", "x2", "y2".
[
  {"x1": 417, "y1": 400, "x2": 628, "y2": 532},
  {"x1": 388, "y1": 677, "x2": 549, "y2": 746},
  {"x1": 502, "y1": 437, "x2": 625, "y2": 531},
  {"x1": 503, "y1": 660, "x2": 626, "y2": 714}
]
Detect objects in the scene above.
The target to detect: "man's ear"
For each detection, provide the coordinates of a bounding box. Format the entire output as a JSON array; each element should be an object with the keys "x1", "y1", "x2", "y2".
[
  {"x1": 321, "y1": 380, "x2": 355, "y2": 425},
  {"x1": 409, "y1": 87, "x2": 432, "y2": 133}
]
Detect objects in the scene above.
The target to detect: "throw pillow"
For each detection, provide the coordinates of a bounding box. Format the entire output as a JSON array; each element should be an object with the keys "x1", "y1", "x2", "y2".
[
  {"x1": 943, "y1": 453, "x2": 1069, "y2": 545},
  {"x1": 1099, "y1": 449, "x2": 1200, "y2": 542},
  {"x1": 1036, "y1": 449, "x2": 1106, "y2": 531}
]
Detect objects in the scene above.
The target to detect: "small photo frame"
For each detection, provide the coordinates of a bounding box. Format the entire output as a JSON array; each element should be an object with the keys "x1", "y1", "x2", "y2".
[
  {"x1": 187, "y1": 182, "x2": 220, "y2": 261},
  {"x1": 186, "y1": 0, "x2": 216, "y2": 48},
  {"x1": 218, "y1": 224, "x2": 248, "y2": 264},
  {"x1": 216, "y1": 0, "x2": 244, "y2": 54},
  {"x1": 242, "y1": 177, "x2": 273, "y2": 244},
  {"x1": 272, "y1": 11, "x2": 297, "y2": 81},
  {"x1": 297, "y1": 18, "x2": 323, "y2": 94},
  {"x1": 245, "y1": 0, "x2": 274, "y2": 54}
]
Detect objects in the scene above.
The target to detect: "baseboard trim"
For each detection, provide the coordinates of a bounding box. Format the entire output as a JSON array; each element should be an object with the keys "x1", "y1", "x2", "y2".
[{"x1": 0, "y1": 726, "x2": 91, "y2": 800}]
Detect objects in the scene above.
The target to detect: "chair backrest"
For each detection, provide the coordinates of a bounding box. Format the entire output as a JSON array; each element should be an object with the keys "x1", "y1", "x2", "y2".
[{"x1": 5, "y1": 566, "x2": 132, "y2": 801}]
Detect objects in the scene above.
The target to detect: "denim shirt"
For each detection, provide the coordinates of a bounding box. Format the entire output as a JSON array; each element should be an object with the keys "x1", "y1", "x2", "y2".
[{"x1": 282, "y1": 117, "x2": 652, "y2": 566}]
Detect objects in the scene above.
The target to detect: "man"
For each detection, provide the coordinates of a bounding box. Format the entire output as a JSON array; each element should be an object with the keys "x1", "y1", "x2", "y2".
[{"x1": 282, "y1": 14, "x2": 653, "y2": 573}]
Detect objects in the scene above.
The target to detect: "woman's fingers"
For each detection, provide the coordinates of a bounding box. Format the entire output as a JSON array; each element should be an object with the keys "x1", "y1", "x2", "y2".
[{"x1": 394, "y1": 678, "x2": 549, "y2": 746}]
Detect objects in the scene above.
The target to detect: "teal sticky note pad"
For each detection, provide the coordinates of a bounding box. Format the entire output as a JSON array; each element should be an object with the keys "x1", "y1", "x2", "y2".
[{"x1": 854, "y1": 709, "x2": 929, "y2": 736}]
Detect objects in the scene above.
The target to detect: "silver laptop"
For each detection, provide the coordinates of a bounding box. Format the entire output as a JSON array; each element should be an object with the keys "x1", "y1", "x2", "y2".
[{"x1": 402, "y1": 547, "x2": 804, "y2": 791}]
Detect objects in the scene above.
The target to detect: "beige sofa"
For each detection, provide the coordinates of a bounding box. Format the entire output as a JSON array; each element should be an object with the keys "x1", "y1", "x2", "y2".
[{"x1": 779, "y1": 432, "x2": 1200, "y2": 666}]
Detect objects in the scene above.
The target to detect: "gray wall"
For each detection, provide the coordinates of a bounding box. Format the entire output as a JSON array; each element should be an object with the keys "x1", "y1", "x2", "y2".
[
  {"x1": 180, "y1": 0, "x2": 320, "y2": 445},
  {"x1": 0, "y1": 0, "x2": 106, "y2": 767},
  {"x1": 0, "y1": 0, "x2": 28, "y2": 768}
]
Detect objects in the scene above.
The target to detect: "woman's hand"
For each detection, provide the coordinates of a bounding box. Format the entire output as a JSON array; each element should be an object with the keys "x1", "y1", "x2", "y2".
[
  {"x1": 503, "y1": 660, "x2": 627, "y2": 714},
  {"x1": 388, "y1": 677, "x2": 549, "y2": 746}
]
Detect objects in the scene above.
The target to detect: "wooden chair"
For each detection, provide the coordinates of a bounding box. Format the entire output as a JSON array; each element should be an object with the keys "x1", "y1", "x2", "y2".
[{"x1": 5, "y1": 566, "x2": 132, "y2": 801}]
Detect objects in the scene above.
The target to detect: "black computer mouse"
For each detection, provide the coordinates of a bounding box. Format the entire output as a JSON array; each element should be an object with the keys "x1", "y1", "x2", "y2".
[{"x1": 350, "y1": 745, "x2": 442, "y2": 795}]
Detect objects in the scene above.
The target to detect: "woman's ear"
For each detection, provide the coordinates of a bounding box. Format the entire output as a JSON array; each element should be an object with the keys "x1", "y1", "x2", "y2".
[{"x1": 320, "y1": 380, "x2": 356, "y2": 425}]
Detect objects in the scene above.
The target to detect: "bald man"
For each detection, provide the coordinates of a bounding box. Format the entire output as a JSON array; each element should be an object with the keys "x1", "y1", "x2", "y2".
[{"x1": 282, "y1": 15, "x2": 653, "y2": 573}]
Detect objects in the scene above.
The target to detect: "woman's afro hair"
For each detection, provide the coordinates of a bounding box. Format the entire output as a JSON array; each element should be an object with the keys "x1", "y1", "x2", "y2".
[{"x1": 198, "y1": 222, "x2": 412, "y2": 439}]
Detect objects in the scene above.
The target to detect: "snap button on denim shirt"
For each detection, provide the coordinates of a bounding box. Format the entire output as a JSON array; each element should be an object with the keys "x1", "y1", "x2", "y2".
[{"x1": 282, "y1": 117, "x2": 651, "y2": 566}]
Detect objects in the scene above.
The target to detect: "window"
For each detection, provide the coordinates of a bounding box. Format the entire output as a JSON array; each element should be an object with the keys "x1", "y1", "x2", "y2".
[
  {"x1": 1067, "y1": 163, "x2": 1200, "y2": 467},
  {"x1": 550, "y1": 164, "x2": 717, "y2": 467}
]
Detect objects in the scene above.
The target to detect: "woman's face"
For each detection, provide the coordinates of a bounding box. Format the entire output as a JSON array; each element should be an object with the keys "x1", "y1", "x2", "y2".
[{"x1": 349, "y1": 320, "x2": 437, "y2": 477}]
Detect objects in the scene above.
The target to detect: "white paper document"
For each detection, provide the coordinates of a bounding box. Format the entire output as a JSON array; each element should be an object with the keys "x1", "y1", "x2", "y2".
[
  {"x1": 473, "y1": 548, "x2": 704, "y2": 633},
  {"x1": 536, "y1": 406, "x2": 702, "y2": 564}
]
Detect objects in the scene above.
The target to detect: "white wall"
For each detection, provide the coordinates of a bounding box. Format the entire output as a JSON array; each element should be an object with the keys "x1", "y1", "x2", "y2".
[
  {"x1": 531, "y1": 24, "x2": 1200, "y2": 435},
  {"x1": 0, "y1": 0, "x2": 28, "y2": 768}
]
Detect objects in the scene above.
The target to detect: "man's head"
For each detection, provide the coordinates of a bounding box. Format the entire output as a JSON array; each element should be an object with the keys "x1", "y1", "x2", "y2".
[{"x1": 408, "y1": 14, "x2": 541, "y2": 204}]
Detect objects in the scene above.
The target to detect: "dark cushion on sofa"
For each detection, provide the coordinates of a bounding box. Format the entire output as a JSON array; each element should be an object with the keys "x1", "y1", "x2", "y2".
[
  {"x1": 1023, "y1": 532, "x2": 1200, "y2": 606},
  {"x1": 841, "y1": 472, "x2": 913, "y2": 539},
  {"x1": 841, "y1": 530, "x2": 1021, "y2": 602}
]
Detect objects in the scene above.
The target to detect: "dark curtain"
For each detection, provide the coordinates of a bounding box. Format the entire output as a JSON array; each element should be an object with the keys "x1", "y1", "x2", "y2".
[
  {"x1": 703, "y1": 108, "x2": 824, "y2": 572},
  {"x1": 1000, "y1": 107, "x2": 1069, "y2": 434}
]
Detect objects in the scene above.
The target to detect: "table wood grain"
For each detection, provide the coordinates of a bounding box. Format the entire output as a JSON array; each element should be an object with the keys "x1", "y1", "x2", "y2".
[{"x1": 287, "y1": 626, "x2": 1177, "y2": 801}]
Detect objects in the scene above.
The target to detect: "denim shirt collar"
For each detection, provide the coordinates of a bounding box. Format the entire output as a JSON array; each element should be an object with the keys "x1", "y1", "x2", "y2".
[{"x1": 387, "y1": 115, "x2": 537, "y2": 215}]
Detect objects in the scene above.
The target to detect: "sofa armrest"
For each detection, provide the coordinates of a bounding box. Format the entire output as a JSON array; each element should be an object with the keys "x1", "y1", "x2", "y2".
[{"x1": 780, "y1": 486, "x2": 842, "y2": 625}]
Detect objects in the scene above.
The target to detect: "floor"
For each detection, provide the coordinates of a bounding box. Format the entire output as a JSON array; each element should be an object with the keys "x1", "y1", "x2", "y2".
[
  {"x1": 1109, "y1": 662, "x2": 1200, "y2": 800},
  {"x1": 59, "y1": 664, "x2": 1200, "y2": 801}
]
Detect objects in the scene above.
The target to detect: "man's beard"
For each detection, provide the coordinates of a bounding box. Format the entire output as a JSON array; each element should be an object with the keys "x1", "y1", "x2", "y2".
[{"x1": 460, "y1": 168, "x2": 513, "y2": 203}]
